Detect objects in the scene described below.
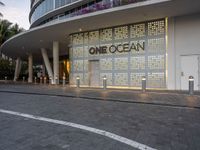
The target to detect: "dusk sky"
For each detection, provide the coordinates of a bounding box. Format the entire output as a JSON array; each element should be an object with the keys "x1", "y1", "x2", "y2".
[{"x1": 1, "y1": 0, "x2": 30, "y2": 29}]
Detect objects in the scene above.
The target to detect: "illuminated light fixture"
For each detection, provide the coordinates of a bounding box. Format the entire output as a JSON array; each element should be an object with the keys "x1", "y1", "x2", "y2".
[
  {"x1": 142, "y1": 76, "x2": 146, "y2": 92},
  {"x1": 76, "y1": 76, "x2": 80, "y2": 88},
  {"x1": 79, "y1": 28, "x2": 82, "y2": 32},
  {"x1": 103, "y1": 75, "x2": 107, "y2": 90},
  {"x1": 76, "y1": 76, "x2": 80, "y2": 80},
  {"x1": 189, "y1": 76, "x2": 194, "y2": 81},
  {"x1": 142, "y1": 76, "x2": 146, "y2": 81},
  {"x1": 188, "y1": 76, "x2": 194, "y2": 95},
  {"x1": 103, "y1": 76, "x2": 107, "y2": 80}
]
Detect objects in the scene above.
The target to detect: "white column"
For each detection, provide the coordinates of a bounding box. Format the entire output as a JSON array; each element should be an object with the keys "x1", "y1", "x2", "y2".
[
  {"x1": 14, "y1": 57, "x2": 21, "y2": 81},
  {"x1": 53, "y1": 41, "x2": 59, "y2": 84},
  {"x1": 28, "y1": 54, "x2": 33, "y2": 83},
  {"x1": 167, "y1": 17, "x2": 176, "y2": 90},
  {"x1": 41, "y1": 48, "x2": 54, "y2": 84}
]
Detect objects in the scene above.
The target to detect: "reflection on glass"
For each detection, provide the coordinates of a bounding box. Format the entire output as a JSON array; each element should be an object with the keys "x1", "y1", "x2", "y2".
[{"x1": 31, "y1": 0, "x2": 147, "y2": 25}]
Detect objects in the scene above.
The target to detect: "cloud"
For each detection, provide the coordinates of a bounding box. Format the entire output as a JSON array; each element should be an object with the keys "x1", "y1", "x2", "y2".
[{"x1": 1, "y1": 6, "x2": 30, "y2": 29}]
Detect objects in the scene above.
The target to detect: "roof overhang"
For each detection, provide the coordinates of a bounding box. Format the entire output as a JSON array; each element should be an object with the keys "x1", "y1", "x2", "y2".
[{"x1": 1, "y1": 0, "x2": 200, "y2": 63}]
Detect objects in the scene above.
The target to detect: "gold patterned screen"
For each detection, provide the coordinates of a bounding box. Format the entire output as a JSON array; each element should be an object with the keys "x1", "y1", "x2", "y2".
[{"x1": 69, "y1": 19, "x2": 166, "y2": 88}]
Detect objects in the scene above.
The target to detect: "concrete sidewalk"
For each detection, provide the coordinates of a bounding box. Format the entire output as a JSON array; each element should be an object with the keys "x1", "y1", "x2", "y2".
[{"x1": 0, "y1": 83, "x2": 200, "y2": 109}]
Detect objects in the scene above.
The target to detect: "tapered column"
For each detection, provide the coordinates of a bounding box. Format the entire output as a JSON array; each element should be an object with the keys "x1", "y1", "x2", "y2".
[
  {"x1": 53, "y1": 41, "x2": 59, "y2": 84},
  {"x1": 14, "y1": 57, "x2": 21, "y2": 81},
  {"x1": 41, "y1": 48, "x2": 54, "y2": 84},
  {"x1": 28, "y1": 54, "x2": 33, "y2": 83}
]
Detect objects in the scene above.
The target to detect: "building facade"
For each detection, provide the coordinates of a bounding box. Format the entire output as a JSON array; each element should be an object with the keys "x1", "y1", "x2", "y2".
[{"x1": 1, "y1": 0, "x2": 200, "y2": 90}]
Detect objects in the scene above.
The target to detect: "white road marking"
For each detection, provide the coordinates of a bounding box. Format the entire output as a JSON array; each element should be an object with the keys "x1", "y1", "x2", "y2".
[{"x1": 0, "y1": 109, "x2": 156, "y2": 150}]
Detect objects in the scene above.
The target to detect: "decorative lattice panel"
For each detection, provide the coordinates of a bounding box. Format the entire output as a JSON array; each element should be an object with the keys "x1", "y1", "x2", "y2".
[
  {"x1": 100, "y1": 28, "x2": 113, "y2": 42},
  {"x1": 114, "y1": 73, "x2": 128, "y2": 86},
  {"x1": 148, "y1": 55, "x2": 165, "y2": 69},
  {"x1": 148, "y1": 20, "x2": 165, "y2": 36},
  {"x1": 130, "y1": 73, "x2": 145, "y2": 87},
  {"x1": 70, "y1": 19, "x2": 166, "y2": 88},
  {"x1": 148, "y1": 72, "x2": 165, "y2": 88},
  {"x1": 73, "y1": 47, "x2": 84, "y2": 58},
  {"x1": 148, "y1": 38, "x2": 165, "y2": 53},
  {"x1": 114, "y1": 58, "x2": 128, "y2": 70},
  {"x1": 100, "y1": 58, "x2": 113, "y2": 70},
  {"x1": 84, "y1": 73, "x2": 89, "y2": 85},
  {"x1": 72, "y1": 33, "x2": 83, "y2": 45},
  {"x1": 84, "y1": 60, "x2": 89, "y2": 71},
  {"x1": 89, "y1": 31, "x2": 99, "y2": 44},
  {"x1": 130, "y1": 40, "x2": 145, "y2": 55},
  {"x1": 130, "y1": 56, "x2": 145, "y2": 70},
  {"x1": 84, "y1": 33, "x2": 89, "y2": 44},
  {"x1": 114, "y1": 26, "x2": 128, "y2": 40},
  {"x1": 130, "y1": 24, "x2": 145, "y2": 38},
  {"x1": 73, "y1": 60, "x2": 83, "y2": 71}
]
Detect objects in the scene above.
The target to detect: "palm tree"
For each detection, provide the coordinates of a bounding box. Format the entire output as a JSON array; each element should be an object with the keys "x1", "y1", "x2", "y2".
[
  {"x1": 9, "y1": 24, "x2": 24, "y2": 36},
  {"x1": 0, "y1": 19, "x2": 12, "y2": 45},
  {"x1": 0, "y1": 1, "x2": 5, "y2": 17}
]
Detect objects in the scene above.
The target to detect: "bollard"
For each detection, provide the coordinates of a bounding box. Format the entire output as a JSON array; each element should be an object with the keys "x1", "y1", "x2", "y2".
[
  {"x1": 40, "y1": 77, "x2": 43, "y2": 84},
  {"x1": 23, "y1": 76, "x2": 25, "y2": 83},
  {"x1": 63, "y1": 76, "x2": 66, "y2": 86},
  {"x1": 55, "y1": 76, "x2": 58, "y2": 85},
  {"x1": 103, "y1": 75, "x2": 107, "y2": 90},
  {"x1": 49, "y1": 76, "x2": 52, "y2": 85},
  {"x1": 44, "y1": 77, "x2": 47, "y2": 84},
  {"x1": 142, "y1": 76, "x2": 146, "y2": 92},
  {"x1": 34, "y1": 77, "x2": 37, "y2": 84},
  {"x1": 5, "y1": 76, "x2": 7, "y2": 82},
  {"x1": 76, "y1": 76, "x2": 80, "y2": 88},
  {"x1": 189, "y1": 76, "x2": 194, "y2": 95}
]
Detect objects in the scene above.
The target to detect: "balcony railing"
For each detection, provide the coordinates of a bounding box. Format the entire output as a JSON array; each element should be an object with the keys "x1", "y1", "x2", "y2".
[{"x1": 31, "y1": 0, "x2": 147, "y2": 26}]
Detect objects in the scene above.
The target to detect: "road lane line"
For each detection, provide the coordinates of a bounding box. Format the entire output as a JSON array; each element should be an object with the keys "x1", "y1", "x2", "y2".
[{"x1": 0, "y1": 109, "x2": 156, "y2": 150}]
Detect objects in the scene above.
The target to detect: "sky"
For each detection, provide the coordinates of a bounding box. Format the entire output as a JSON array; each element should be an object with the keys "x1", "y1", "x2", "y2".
[{"x1": 1, "y1": 0, "x2": 30, "y2": 30}]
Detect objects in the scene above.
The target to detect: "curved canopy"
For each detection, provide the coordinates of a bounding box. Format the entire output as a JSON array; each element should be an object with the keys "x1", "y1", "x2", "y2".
[{"x1": 1, "y1": 0, "x2": 200, "y2": 63}]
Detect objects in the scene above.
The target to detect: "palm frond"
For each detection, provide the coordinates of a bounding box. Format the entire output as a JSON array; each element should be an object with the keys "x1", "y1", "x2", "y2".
[{"x1": 0, "y1": 1, "x2": 5, "y2": 6}]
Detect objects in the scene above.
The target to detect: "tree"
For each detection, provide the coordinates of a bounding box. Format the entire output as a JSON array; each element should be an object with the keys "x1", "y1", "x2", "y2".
[
  {"x1": 0, "y1": 1, "x2": 5, "y2": 17},
  {"x1": 9, "y1": 23, "x2": 24, "y2": 36},
  {"x1": 0, "y1": 19, "x2": 25, "y2": 80},
  {"x1": 0, "y1": 19, "x2": 12, "y2": 45}
]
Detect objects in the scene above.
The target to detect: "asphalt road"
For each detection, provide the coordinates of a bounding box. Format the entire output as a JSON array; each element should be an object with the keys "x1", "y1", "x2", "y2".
[{"x1": 0, "y1": 88, "x2": 200, "y2": 150}]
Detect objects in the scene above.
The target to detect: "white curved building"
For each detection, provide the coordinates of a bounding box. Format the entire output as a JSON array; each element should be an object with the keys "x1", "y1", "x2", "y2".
[{"x1": 1, "y1": 0, "x2": 200, "y2": 90}]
